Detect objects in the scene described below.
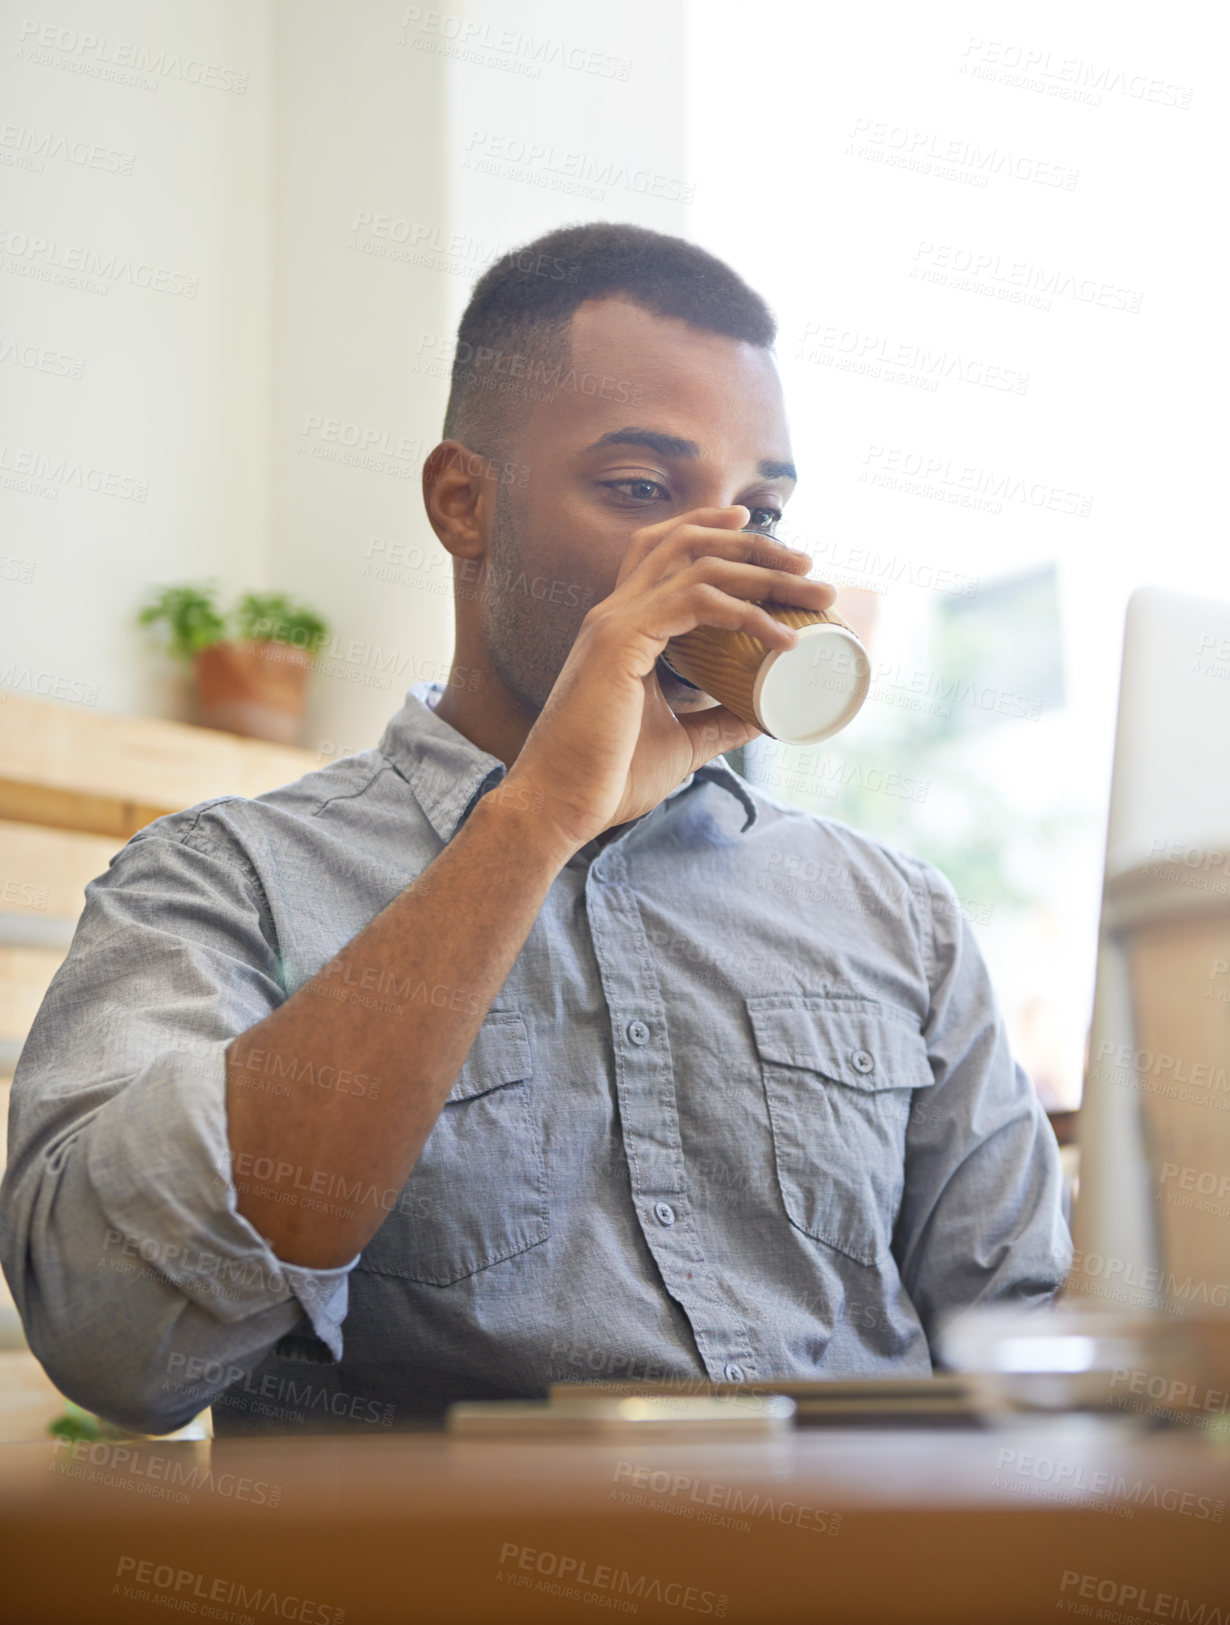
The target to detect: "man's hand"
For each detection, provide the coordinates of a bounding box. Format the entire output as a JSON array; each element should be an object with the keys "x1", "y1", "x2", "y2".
[{"x1": 505, "y1": 506, "x2": 836, "y2": 857}]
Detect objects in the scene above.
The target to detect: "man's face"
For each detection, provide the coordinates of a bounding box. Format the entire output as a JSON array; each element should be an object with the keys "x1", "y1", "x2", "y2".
[{"x1": 476, "y1": 296, "x2": 796, "y2": 715}]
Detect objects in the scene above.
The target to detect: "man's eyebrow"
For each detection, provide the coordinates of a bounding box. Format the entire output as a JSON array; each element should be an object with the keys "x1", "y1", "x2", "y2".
[
  {"x1": 583, "y1": 428, "x2": 700, "y2": 460},
  {"x1": 583, "y1": 428, "x2": 797, "y2": 482}
]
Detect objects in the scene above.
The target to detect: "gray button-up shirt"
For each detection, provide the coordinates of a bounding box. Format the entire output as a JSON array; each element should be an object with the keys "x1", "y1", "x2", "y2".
[{"x1": 1, "y1": 681, "x2": 1071, "y2": 1434}]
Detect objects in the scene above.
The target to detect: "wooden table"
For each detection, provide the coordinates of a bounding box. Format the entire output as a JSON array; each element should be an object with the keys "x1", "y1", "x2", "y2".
[{"x1": 2, "y1": 1416, "x2": 1227, "y2": 1623}]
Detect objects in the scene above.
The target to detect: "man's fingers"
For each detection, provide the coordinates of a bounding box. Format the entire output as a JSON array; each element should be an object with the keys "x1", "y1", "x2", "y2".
[
  {"x1": 675, "y1": 701, "x2": 762, "y2": 765},
  {"x1": 617, "y1": 506, "x2": 750, "y2": 584},
  {"x1": 622, "y1": 520, "x2": 814, "y2": 597},
  {"x1": 678, "y1": 557, "x2": 834, "y2": 609}
]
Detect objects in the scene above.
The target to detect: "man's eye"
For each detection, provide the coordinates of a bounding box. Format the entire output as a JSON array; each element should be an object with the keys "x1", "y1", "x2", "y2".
[
  {"x1": 601, "y1": 479, "x2": 669, "y2": 503},
  {"x1": 747, "y1": 506, "x2": 783, "y2": 529}
]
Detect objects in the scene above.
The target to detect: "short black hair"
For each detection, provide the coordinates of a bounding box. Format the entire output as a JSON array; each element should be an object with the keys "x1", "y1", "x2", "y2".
[{"x1": 442, "y1": 221, "x2": 776, "y2": 459}]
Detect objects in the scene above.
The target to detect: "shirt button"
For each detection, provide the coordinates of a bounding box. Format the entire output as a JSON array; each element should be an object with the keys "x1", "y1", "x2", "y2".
[
  {"x1": 851, "y1": 1048, "x2": 875, "y2": 1074},
  {"x1": 724, "y1": 1363, "x2": 745, "y2": 1383},
  {"x1": 653, "y1": 1202, "x2": 676, "y2": 1226},
  {"x1": 627, "y1": 1020, "x2": 651, "y2": 1046}
]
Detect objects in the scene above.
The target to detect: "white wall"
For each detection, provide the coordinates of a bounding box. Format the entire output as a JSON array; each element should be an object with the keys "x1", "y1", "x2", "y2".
[
  {"x1": 276, "y1": 0, "x2": 687, "y2": 757},
  {"x1": 268, "y1": 0, "x2": 450, "y2": 758},
  {"x1": 0, "y1": 0, "x2": 273, "y2": 721},
  {"x1": 1, "y1": 0, "x2": 687, "y2": 756}
]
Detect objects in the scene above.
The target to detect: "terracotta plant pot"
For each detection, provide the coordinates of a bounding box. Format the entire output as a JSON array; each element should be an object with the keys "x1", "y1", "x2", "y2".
[{"x1": 193, "y1": 639, "x2": 316, "y2": 745}]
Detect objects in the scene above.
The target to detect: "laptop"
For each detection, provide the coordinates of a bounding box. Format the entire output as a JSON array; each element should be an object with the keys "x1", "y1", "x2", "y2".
[
  {"x1": 1068, "y1": 585, "x2": 1230, "y2": 1313},
  {"x1": 931, "y1": 588, "x2": 1230, "y2": 1423}
]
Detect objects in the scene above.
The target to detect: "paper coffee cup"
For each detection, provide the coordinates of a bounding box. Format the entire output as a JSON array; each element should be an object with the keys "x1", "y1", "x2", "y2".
[{"x1": 660, "y1": 603, "x2": 870, "y2": 746}]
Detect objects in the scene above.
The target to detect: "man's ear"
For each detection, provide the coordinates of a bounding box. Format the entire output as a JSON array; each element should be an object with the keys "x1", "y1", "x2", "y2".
[{"x1": 421, "y1": 441, "x2": 495, "y2": 560}]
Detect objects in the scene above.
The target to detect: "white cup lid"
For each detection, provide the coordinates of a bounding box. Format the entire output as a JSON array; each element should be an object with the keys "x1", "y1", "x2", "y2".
[{"x1": 751, "y1": 624, "x2": 871, "y2": 744}]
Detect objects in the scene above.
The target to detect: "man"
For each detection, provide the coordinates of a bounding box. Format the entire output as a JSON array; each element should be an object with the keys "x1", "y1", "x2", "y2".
[{"x1": 1, "y1": 222, "x2": 1071, "y2": 1434}]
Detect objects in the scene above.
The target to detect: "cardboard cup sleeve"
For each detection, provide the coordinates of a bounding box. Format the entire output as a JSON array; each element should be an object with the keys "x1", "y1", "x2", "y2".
[{"x1": 660, "y1": 603, "x2": 870, "y2": 745}]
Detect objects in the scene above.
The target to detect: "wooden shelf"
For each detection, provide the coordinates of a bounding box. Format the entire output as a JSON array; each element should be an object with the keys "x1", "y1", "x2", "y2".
[{"x1": 0, "y1": 691, "x2": 321, "y2": 840}]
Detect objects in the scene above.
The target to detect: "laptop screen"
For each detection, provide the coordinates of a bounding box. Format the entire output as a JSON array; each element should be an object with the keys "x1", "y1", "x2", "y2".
[{"x1": 1069, "y1": 586, "x2": 1230, "y2": 1317}]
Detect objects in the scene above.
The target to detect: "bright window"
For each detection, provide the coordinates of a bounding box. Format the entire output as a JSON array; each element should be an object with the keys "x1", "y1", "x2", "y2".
[{"x1": 685, "y1": 0, "x2": 1224, "y2": 1107}]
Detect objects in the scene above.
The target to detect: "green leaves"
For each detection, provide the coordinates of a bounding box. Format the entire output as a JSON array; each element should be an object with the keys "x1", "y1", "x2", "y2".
[
  {"x1": 48, "y1": 1400, "x2": 110, "y2": 1441},
  {"x1": 137, "y1": 584, "x2": 331, "y2": 662},
  {"x1": 137, "y1": 584, "x2": 227, "y2": 663},
  {"x1": 234, "y1": 593, "x2": 330, "y2": 656}
]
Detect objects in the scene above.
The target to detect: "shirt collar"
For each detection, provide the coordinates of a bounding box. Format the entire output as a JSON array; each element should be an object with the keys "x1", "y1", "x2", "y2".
[{"x1": 377, "y1": 681, "x2": 759, "y2": 845}]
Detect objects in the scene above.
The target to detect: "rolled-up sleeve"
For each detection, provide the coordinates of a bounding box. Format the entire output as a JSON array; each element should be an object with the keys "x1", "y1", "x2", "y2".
[
  {"x1": 0, "y1": 803, "x2": 354, "y2": 1435},
  {"x1": 891, "y1": 861, "x2": 1073, "y2": 1350}
]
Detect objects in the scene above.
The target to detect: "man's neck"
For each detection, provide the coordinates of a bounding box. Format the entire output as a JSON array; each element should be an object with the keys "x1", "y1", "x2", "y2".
[
  {"x1": 432, "y1": 656, "x2": 657, "y2": 853},
  {"x1": 432, "y1": 666, "x2": 535, "y2": 771}
]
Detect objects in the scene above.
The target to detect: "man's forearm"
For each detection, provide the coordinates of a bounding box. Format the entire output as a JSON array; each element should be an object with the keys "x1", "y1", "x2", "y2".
[{"x1": 224, "y1": 791, "x2": 573, "y2": 1268}]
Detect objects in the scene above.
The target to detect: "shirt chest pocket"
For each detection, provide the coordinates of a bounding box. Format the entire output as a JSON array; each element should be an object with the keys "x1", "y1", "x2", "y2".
[
  {"x1": 747, "y1": 996, "x2": 934, "y2": 1267},
  {"x1": 356, "y1": 1011, "x2": 548, "y2": 1286}
]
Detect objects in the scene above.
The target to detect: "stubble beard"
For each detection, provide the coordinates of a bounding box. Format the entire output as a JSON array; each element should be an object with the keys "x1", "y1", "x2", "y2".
[
  {"x1": 478, "y1": 486, "x2": 585, "y2": 718},
  {"x1": 478, "y1": 486, "x2": 719, "y2": 721}
]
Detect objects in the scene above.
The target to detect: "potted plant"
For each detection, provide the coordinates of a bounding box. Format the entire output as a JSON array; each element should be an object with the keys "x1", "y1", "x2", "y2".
[{"x1": 138, "y1": 583, "x2": 330, "y2": 745}]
